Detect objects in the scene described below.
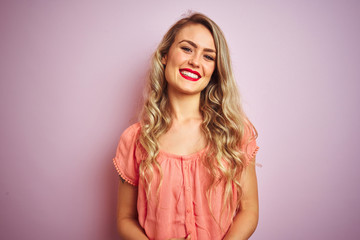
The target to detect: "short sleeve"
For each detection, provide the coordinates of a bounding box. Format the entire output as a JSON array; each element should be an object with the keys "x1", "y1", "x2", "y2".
[
  {"x1": 241, "y1": 123, "x2": 259, "y2": 166},
  {"x1": 113, "y1": 123, "x2": 142, "y2": 186}
]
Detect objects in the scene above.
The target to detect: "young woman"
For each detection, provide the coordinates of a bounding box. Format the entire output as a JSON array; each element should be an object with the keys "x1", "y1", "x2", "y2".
[{"x1": 113, "y1": 13, "x2": 259, "y2": 240}]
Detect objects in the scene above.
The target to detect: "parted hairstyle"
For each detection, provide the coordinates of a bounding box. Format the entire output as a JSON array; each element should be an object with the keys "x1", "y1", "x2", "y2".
[{"x1": 138, "y1": 12, "x2": 257, "y2": 221}]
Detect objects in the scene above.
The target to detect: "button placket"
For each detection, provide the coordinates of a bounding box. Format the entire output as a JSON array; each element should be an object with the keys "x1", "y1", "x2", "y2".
[{"x1": 182, "y1": 159, "x2": 193, "y2": 233}]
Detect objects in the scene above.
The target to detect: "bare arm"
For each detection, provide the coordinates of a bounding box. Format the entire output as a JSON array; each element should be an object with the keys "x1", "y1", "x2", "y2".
[
  {"x1": 223, "y1": 159, "x2": 259, "y2": 240},
  {"x1": 117, "y1": 177, "x2": 149, "y2": 240}
]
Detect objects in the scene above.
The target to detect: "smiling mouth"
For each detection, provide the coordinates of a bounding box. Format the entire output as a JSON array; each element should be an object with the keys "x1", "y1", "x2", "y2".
[{"x1": 179, "y1": 68, "x2": 201, "y2": 81}]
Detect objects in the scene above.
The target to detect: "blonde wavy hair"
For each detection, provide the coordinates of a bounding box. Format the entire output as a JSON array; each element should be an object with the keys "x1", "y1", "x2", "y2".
[{"x1": 138, "y1": 12, "x2": 257, "y2": 220}]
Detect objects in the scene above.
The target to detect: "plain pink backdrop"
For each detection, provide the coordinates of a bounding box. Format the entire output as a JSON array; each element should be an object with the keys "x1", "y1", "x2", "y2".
[{"x1": 1, "y1": 0, "x2": 359, "y2": 239}]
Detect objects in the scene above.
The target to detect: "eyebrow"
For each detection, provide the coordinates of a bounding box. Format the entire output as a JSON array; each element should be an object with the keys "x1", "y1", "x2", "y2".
[{"x1": 178, "y1": 40, "x2": 216, "y2": 53}]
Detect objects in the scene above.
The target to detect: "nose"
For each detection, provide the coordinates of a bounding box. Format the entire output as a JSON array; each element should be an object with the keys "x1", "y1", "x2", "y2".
[{"x1": 189, "y1": 53, "x2": 200, "y2": 68}]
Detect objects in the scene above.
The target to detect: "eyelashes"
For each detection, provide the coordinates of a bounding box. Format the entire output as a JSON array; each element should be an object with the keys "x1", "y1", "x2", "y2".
[
  {"x1": 204, "y1": 55, "x2": 215, "y2": 61},
  {"x1": 180, "y1": 46, "x2": 215, "y2": 61},
  {"x1": 181, "y1": 46, "x2": 192, "y2": 52}
]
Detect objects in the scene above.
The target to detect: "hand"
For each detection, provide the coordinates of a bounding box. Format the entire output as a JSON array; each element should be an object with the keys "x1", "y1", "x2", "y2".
[{"x1": 169, "y1": 234, "x2": 191, "y2": 240}]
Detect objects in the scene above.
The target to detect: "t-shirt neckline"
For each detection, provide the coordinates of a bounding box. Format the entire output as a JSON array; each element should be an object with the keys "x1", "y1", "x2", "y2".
[{"x1": 158, "y1": 145, "x2": 209, "y2": 160}]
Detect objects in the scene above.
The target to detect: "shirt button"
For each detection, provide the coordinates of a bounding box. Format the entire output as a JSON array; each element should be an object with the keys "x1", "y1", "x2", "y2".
[
  {"x1": 186, "y1": 187, "x2": 191, "y2": 191},
  {"x1": 186, "y1": 209, "x2": 190, "y2": 213},
  {"x1": 184, "y1": 165, "x2": 188, "y2": 170}
]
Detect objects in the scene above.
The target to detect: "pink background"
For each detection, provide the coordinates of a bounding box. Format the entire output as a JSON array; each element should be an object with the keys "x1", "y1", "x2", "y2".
[{"x1": 1, "y1": 0, "x2": 359, "y2": 239}]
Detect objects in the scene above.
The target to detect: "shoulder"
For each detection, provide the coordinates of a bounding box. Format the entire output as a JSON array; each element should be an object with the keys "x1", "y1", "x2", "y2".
[
  {"x1": 240, "y1": 121, "x2": 259, "y2": 165},
  {"x1": 242, "y1": 122, "x2": 257, "y2": 142},
  {"x1": 122, "y1": 122, "x2": 141, "y2": 135},
  {"x1": 118, "y1": 122, "x2": 146, "y2": 162},
  {"x1": 116, "y1": 122, "x2": 142, "y2": 156},
  {"x1": 120, "y1": 122, "x2": 141, "y2": 142}
]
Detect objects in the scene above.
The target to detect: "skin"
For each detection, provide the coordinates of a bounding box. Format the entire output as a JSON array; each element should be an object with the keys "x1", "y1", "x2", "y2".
[
  {"x1": 116, "y1": 23, "x2": 258, "y2": 240},
  {"x1": 162, "y1": 23, "x2": 216, "y2": 99},
  {"x1": 116, "y1": 177, "x2": 148, "y2": 240}
]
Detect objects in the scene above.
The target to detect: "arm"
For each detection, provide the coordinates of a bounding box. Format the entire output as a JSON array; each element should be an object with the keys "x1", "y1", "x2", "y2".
[
  {"x1": 117, "y1": 177, "x2": 149, "y2": 240},
  {"x1": 223, "y1": 159, "x2": 259, "y2": 240}
]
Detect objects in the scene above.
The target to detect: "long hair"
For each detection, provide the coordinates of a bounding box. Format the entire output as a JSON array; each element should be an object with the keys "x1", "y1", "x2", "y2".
[{"x1": 138, "y1": 12, "x2": 257, "y2": 220}]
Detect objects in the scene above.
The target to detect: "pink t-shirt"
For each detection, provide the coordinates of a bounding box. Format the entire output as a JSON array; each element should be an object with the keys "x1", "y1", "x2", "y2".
[{"x1": 113, "y1": 123, "x2": 259, "y2": 240}]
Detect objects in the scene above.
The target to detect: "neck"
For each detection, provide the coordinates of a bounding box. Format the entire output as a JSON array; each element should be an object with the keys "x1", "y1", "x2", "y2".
[{"x1": 168, "y1": 91, "x2": 202, "y2": 122}]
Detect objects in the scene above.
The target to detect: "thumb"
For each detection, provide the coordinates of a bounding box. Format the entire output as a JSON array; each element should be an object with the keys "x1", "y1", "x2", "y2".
[{"x1": 185, "y1": 234, "x2": 191, "y2": 240}]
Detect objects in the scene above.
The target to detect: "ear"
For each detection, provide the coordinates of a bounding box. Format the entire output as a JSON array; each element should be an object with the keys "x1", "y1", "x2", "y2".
[{"x1": 161, "y1": 55, "x2": 167, "y2": 65}]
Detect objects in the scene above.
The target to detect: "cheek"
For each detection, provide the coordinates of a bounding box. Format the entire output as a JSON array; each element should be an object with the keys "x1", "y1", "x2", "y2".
[
  {"x1": 205, "y1": 64, "x2": 216, "y2": 78},
  {"x1": 168, "y1": 50, "x2": 184, "y2": 66},
  {"x1": 164, "y1": 66, "x2": 172, "y2": 82},
  {"x1": 164, "y1": 63, "x2": 179, "y2": 83}
]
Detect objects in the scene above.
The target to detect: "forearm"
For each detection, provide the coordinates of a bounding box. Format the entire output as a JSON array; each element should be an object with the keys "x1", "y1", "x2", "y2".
[
  {"x1": 223, "y1": 208, "x2": 258, "y2": 240},
  {"x1": 117, "y1": 217, "x2": 149, "y2": 240},
  {"x1": 116, "y1": 178, "x2": 148, "y2": 240}
]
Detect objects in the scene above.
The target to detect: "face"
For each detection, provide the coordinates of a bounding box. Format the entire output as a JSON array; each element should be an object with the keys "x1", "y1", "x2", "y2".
[{"x1": 162, "y1": 23, "x2": 216, "y2": 96}]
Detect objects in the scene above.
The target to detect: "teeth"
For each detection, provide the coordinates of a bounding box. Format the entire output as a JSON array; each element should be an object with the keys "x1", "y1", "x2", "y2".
[{"x1": 181, "y1": 70, "x2": 200, "y2": 79}]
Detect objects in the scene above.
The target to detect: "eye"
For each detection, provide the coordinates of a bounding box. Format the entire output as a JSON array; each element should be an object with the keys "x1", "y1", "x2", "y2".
[
  {"x1": 181, "y1": 46, "x2": 192, "y2": 53},
  {"x1": 204, "y1": 55, "x2": 215, "y2": 61}
]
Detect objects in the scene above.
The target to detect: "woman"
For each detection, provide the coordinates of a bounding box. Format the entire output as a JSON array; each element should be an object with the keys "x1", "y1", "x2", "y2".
[{"x1": 113, "y1": 13, "x2": 259, "y2": 240}]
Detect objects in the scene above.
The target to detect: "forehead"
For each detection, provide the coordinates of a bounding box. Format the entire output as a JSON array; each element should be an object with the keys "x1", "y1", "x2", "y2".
[{"x1": 175, "y1": 23, "x2": 215, "y2": 50}]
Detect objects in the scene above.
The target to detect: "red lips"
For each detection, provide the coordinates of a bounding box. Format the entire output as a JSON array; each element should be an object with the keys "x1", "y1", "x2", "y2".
[{"x1": 179, "y1": 68, "x2": 201, "y2": 81}]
